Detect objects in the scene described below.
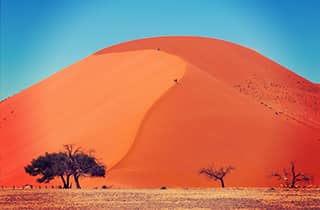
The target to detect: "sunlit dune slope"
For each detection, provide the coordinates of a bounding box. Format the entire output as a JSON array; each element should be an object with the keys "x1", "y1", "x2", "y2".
[
  {"x1": 0, "y1": 50, "x2": 186, "y2": 186},
  {"x1": 1, "y1": 36, "x2": 319, "y2": 188}
]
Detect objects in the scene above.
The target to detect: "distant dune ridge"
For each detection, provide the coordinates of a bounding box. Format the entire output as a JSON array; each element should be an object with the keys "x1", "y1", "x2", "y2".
[{"x1": 0, "y1": 36, "x2": 319, "y2": 188}]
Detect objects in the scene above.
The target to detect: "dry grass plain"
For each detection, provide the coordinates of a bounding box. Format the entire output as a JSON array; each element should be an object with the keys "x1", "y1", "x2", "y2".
[{"x1": 1, "y1": 188, "x2": 319, "y2": 209}]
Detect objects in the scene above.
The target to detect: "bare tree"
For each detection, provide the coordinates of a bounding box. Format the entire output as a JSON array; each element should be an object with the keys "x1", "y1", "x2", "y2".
[
  {"x1": 64, "y1": 144, "x2": 106, "y2": 189},
  {"x1": 271, "y1": 161, "x2": 312, "y2": 188},
  {"x1": 199, "y1": 165, "x2": 234, "y2": 188}
]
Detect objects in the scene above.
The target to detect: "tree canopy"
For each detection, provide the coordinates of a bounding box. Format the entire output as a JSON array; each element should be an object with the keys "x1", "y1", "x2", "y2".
[
  {"x1": 25, "y1": 145, "x2": 106, "y2": 188},
  {"x1": 64, "y1": 144, "x2": 106, "y2": 188}
]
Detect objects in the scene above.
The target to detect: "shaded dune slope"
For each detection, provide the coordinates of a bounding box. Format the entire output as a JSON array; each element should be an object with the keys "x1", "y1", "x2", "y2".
[
  {"x1": 1, "y1": 36, "x2": 319, "y2": 187},
  {"x1": 109, "y1": 64, "x2": 319, "y2": 187}
]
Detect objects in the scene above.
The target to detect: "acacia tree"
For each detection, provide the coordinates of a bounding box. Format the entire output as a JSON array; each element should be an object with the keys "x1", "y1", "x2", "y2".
[
  {"x1": 25, "y1": 145, "x2": 106, "y2": 189},
  {"x1": 199, "y1": 165, "x2": 234, "y2": 188},
  {"x1": 64, "y1": 144, "x2": 106, "y2": 189},
  {"x1": 271, "y1": 161, "x2": 312, "y2": 188},
  {"x1": 25, "y1": 152, "x2": 73, "y2": 188}
]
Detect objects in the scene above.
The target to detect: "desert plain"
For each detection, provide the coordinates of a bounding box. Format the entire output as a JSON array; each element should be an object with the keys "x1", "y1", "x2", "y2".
[{"x1": 1, "y1": 188, "x2": 320, "y2": 209}]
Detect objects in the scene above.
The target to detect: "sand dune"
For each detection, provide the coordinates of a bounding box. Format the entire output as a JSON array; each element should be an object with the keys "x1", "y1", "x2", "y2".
[
  {"x1": 97, "y1": 36, "x2": 320, "y2": 128},
  {"x1": 0, "y1": 50, "x2": 186, "y2": 186},
  {"x1": 1, "y1": 36, "x2": 319, "y2": 187},
  {"x1": 108, "y1": 64, "x2": 319, "y2": 187}
]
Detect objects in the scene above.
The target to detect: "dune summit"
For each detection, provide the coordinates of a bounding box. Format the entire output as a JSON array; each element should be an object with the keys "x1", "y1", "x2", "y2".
[{"x1": 1, "y1": 36, "x2": 319, "y2": 188}]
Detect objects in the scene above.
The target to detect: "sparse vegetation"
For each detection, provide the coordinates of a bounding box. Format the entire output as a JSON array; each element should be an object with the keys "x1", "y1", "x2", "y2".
[
  {"x1": 271, "y1": 161, "x2": 313, "y2": 188},
  {"x1": 25, "y1": 145, "x2": 106, "y2": 189},
  {"x1": 199, "y1": 165, "x2": 234, "y2": 188},
  {"x1": 64, "y1": 145, "x2": 106, "y2": 189},
  {"x1": 25, "y1": 152, "x2": 72, "y2": 188}
]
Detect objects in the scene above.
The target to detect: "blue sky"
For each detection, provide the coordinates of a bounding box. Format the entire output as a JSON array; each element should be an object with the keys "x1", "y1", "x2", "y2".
[{"x1": 1, "y1": 0, "x2": 319, "y2": 100}]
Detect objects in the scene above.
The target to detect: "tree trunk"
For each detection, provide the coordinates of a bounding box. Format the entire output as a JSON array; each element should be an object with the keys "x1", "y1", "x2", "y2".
[
  {"x1": 66, "y1": 175, "x2": 71, "y2": 188},
  {"x1": 60, "y1": 175, "x2": 68, "y2": 189},
  {"x1": 74, "y1": 174, "x2": 81, "y2": 189},
  {"x1": 220, "y1": 179, "x2": 225, "y2": 188},
  {"x1": 290, "y1": 176, "x2": 296, "y2": 188},
  {"x1": 290, "y1": 162, "x2": 296, "y2": 188}
]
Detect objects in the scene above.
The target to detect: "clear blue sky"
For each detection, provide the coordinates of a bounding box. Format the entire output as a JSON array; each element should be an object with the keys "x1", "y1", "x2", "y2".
[{"x1": 1, "y1": 0, "x2": 319, "y2": 100}]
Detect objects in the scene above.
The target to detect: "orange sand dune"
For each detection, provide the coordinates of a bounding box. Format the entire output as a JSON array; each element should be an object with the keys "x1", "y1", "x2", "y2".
[
  {"x1": 0, "y1": 50, "x2": 186, "y2": 186},
  {"x1": 1, "y1": 36, "x2": 319, "y2": 188},
  {"x1": 108, "y1": 64, "x2": 319, "y2": 187},
  {"x1": 97, "y1": 36, "x2": 320, "y2": 128}
]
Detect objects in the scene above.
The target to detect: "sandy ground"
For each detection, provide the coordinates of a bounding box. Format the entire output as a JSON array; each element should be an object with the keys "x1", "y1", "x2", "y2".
[{"x1": 0, "y1": 188, "x2": 319, "y2": 209}]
